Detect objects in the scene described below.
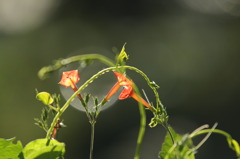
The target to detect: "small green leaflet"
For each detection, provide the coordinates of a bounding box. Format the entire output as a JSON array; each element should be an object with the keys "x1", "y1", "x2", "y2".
[{"x1": 36, "y1": 92, "x2": 54, "y2": 105}]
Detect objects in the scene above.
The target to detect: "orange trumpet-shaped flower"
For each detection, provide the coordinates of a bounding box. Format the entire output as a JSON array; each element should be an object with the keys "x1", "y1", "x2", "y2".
[
  {"x1": 105, "y1": 72, "x2": 152, "y2": 109},
  {"x1": 59, "y1": 70, "x2": 82, "y2": 99},
  {"x1": 59, "y1": 70, "x2": 80, "y2": 88}
]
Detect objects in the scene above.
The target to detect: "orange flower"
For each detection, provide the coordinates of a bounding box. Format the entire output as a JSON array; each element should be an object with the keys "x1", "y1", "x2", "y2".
[
  {"x1": 59, "y1": 70, "x2": 82, "y2": 99},
  {"x1": 105, "y1": 72, "x2": 152, "y2": 109},
  {"x1": 59, "y1": 70, "x2": 79, "y2": 88}
]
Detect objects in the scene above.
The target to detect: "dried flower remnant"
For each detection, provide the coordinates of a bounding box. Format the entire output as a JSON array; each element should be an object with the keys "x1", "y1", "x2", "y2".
[{"x1": 51, "y1": 119, "x2": 62, "y2": 139}]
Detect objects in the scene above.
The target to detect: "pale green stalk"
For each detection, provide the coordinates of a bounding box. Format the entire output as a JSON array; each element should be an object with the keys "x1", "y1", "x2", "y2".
[
  {"x1": 38, "y1": 54, "x2": 115, "y2": 80},
  {"x1": 190, "y1": 129, "x2": 232, "y2": 139},
  {"x1": 134, "y1": 103, "x2": 146, "y2": 159},
  {"x1": 90, "y1": 121, "x2": 96, "y2": 159},
  {"x1": 61, "y1": 54, "x2": 115, "y2": 67},
  {"x1": 133, "y1": 85, "x2": 146, "y2": 159},
  {"x1": 190, "y1": 128, "x2": 240, "y2": 158}
]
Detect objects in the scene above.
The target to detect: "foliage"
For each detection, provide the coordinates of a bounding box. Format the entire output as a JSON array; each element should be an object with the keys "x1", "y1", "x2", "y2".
[
  {"x1": 0, "y1": 138, "x2": 65, "y2": 159},
  {"x1": 159, "y1": 127, "x2": 195, "y2": 159},
  {"x1": 0, "y1": 138, "x2": 23, "y2": 159},
  {"x1": 1, "y1": 44, "x2": 239, "y2": 159}
]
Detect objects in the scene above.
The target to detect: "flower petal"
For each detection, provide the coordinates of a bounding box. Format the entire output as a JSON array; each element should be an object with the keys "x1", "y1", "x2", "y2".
[
  {"x1": 105, "y1": 82, "x2": 121, "y2": 101},
  {"x1": 119, "y1": 85, "x2": 133, "y2": 100},
  {"x1": 131, "y1": 92, "x2": 152, "y2": 109}
]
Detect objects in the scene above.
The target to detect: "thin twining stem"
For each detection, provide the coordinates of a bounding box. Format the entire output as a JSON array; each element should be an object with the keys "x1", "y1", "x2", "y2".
[{"x1": 38, "y1": 54, "x2": 115, "y2": 80}]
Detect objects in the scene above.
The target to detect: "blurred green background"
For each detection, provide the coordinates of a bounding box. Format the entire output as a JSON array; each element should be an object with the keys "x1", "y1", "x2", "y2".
[{"x1": 0, "y1": 0, "x2": 240, "y2": 158}]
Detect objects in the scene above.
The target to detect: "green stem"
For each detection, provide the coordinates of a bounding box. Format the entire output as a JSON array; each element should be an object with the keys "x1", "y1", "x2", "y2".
[
  {"x1": 190, "y1": 129, "x2": 232, "y2": 139},
  {"x1": 190, "y1": 128, "x2": 240, "y2": 158},
  {"x1": 64, "y1": 54, "x2": 115, "y2": 67},
  {"x1": 134, "y1": 100, "x2": 146, "y2": 159},
  {"x1": 187, "y1": 123, "x2": 218, "y2": 155},
  {"x1": 46, "y1": 112, "x2": 61, "y2": 139},
  {"x1": 90, "y1": 121, "x2": 96, "y2": 159},
  {"x1": 163, "y1": 124, "x2": 175, "y2": 144},
  {"x1": 38, "y1": 54, "x2": 115, "y2": 80},
  {"x1": 48, "y1": 104, "x2": 59, "y2": 112}
]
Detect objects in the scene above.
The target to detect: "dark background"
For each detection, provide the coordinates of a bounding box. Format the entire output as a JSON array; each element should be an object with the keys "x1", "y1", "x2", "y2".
[{"x1": 0, "y1": 0, "x2": 240, "y2": 158}]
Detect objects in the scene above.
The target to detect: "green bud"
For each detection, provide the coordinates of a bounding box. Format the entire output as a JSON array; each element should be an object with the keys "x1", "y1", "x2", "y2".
[{"x1": 116, "y1": 43, "x2": 129, "y2": 66}]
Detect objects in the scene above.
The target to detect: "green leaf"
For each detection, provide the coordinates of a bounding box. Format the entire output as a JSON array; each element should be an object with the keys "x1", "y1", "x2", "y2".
[
  {"x1": 159, "y1": 127, "x2": 179, "y2": 159},
  {"x1": 94, "y1": 98, "x2": 99, "y2": 107},
  {"x1": 0, "y1": 137, "x2": 23, "y2": 159},
  {"x1": 36, "y1": 92, "x2": 54, "y2": 105},
  {"x1": 85, "y1": 94, "x2": 90, "y2": 105},
  {"x1": 159, "y1": 127, "x2": 195, "y2": 159},
  {"x1": 23, "y1": 138, "x2": 65, "y2": 159}
]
